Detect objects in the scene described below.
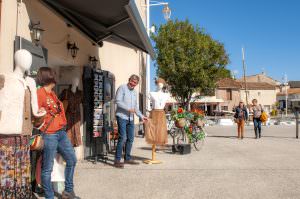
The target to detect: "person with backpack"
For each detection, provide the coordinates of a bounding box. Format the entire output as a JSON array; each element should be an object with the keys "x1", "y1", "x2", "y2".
[
  {"x1": 251, "y1": 99, "x2": 264, "y2": 139},
  {"x1": 234, "y1": 101, "x2": 248, "y2": 139}
]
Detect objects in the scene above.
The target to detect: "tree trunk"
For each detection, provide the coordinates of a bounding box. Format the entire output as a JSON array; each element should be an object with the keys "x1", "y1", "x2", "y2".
[{"x1": 185, "y1": 98, "x2": 191, "y2": 111}]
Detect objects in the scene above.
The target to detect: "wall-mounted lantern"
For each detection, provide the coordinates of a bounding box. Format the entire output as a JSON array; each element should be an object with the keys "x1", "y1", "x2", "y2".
[
  {"x1": 29, "y1": 21, "x2": 45, "y2": 44},
  {"x1": 67, "y1": 41, "x2": 79, "y2": 59}
]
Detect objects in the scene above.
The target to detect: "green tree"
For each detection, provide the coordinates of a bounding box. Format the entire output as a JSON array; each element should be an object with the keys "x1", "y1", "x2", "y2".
[{"x1": 152, "y1": 19, "x2": 230, "y2": 109}]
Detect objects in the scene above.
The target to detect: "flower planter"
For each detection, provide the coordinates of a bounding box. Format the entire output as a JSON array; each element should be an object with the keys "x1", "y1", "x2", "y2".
[
  {"x1": 196, "y1": 119, "x2": 204, "y2": 127},
  {"x1": 175, "y1": 118, "x2": 186, "y2": 128}
]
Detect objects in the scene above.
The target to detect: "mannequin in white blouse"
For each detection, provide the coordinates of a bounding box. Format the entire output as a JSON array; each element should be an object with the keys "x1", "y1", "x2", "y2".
[
  {"x1": 144, "y1": 78, "x2": 169, "y2": 164},
  {"x1": 149, "y1": 82, "x2": 169, "y2": 110}
]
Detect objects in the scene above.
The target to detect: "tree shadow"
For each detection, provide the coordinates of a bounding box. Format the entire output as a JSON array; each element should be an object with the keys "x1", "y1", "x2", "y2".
[
  {"x1": 208, "y1": 135, "x2": 238, "y2": 139},
  {"x1": 261, "y1": 135, "x2": 297, "y2": 139}
]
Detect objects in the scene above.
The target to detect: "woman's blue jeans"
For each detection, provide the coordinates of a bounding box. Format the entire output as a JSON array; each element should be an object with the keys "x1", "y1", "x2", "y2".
[
  {"x1": 253, "y1": 118, "x2": 262, "y2": 137},
  {"x1": 42, "y1": 130, "x2": 77, "y2": 199},
  {"x1": 115, "y1": 116, "x2": 135, "y2": 161}
]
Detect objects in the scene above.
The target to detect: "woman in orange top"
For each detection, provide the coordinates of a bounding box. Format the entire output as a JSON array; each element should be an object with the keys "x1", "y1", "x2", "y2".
[{"x1": 36, "y1": 67, "x2": 79, "y2": 199}]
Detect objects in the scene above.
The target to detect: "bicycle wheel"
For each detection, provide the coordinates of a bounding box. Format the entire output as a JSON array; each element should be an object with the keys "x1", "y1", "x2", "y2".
[
  {"x1": 192, "y1": 126, "x2": 205, "y2": 151},
  {"x1": 193, "y1": 137, "x2": 205, "y2": 151}
]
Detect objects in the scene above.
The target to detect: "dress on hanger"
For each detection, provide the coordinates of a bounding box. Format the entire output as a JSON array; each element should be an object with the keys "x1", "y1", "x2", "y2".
[{"x1": 60, "y1": 88, "x2": 83, "y2": 147}]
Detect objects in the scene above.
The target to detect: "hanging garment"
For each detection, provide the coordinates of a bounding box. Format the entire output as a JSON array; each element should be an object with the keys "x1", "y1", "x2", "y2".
[
  {"x1": 145, "y1": 109, "x2": 168, "y2": 145},
  {"x1": 60, "y1": 89, "x2": 83, "y2": 147}
]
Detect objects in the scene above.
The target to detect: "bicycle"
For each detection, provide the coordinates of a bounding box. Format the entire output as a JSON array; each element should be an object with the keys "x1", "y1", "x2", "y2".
[
  {"x1": 169, "y1": 119, "x2": 206, "y2": 151},
  {"x1": 186, "y1": 121, "x2": 206, "y2": 151}
]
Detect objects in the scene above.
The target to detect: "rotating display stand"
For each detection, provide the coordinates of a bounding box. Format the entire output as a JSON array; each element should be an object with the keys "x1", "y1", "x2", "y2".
[{"x1": 83, "y1": 67, "x2": 115, "y2": 163}]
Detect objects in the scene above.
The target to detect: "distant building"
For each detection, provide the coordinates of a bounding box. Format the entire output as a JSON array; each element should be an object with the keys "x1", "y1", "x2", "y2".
[
  {"x1": 238, "y1": 73, "x2": 281, "y2": 85},
  {"x1": 288, "y1": 81, "x2": 300, "y2": 88},
  {"x1": 240, "y1": 82, "x2": 277, "y2": 112},
  {"x1": 216, "y1": 78, "x2": 241, "y2": 112},
  {"x1": 277, "y1": 88, "x2": 300, "y2": 110}
]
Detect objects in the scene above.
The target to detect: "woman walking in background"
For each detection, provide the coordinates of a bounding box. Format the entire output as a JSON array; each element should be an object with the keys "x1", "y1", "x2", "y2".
[
  {"x1": 234, "y1": 101, "x2": 248, "y2": 139},
  {"x1": 251, "y1": 99, "x2": 263, "y2": 139}
]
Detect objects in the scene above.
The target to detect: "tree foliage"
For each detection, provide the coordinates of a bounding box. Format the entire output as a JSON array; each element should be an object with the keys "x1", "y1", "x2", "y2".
[{"x1": 152, "y1": 19, "x2": 231, "y2": 108}]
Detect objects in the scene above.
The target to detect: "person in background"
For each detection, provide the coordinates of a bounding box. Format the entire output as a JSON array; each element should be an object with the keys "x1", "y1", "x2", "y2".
[
  {"x1": 36, "y1": 67, "x2": 80, "y2": 199},
  {"x1": 114, "y1": 74, "x2": 148, "y2": 168},
  {"x1": 251, "y1": 99, "x2": 263, "y2": 139},
  {"x1": 234, "y1": 101, "x2": 248, "y2": 139}
]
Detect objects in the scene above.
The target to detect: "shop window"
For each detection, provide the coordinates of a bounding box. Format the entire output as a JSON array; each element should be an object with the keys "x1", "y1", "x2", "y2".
[
  {"x1": 14, "y1": 36, "x2": 48, "y2": 76},
  {"x1": 221, "y1": 106, "x2": 228, "y2": 111},
  {"x1": 226, "y1": 89, "x2": 232, "y2": 100}
]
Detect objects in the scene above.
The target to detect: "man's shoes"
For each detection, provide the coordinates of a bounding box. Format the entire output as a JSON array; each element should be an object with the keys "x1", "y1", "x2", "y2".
[
  {"x1": 62, "y1": 191, "x2": 81, "y2": 199},
  {"x1": 259, "y1": 134, "x2": 261, "y2": 138},
  {"x1": 114, "y1": 161, "x2": 124, "y2": 169},
  {"x1": 124, "y1": 159, "x2": 140, "y2": 165}
]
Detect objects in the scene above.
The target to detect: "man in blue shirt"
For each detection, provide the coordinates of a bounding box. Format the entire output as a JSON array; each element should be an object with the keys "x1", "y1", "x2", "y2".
[{"x1": 114, "y1": 74, "x2": 148, "y2": 168}]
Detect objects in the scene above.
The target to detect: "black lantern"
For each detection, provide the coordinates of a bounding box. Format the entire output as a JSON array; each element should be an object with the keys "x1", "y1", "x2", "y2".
[
  {"x1": 29, "y1": 21, "x2": 45, "y2": 44},
  {"x1": 89, "y1": 56, "x2": 98, "y2": 67},
  {"x1": 67, "y1": 42, "x2": 79, "y2": 59}
]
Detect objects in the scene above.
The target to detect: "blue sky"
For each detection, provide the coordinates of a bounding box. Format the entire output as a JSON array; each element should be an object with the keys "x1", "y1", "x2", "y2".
[{"x1": 149, "y1": 0, "x2": 300, "y2": 90}]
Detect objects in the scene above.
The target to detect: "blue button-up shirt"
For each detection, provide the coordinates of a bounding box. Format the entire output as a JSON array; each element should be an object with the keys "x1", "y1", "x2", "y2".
[{"x1": 115, "y1": 84, "x2": 143, "y2": 121}]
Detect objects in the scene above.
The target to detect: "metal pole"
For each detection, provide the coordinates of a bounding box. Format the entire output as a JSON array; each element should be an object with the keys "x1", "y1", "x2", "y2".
[
  {"x1": 296, "y1": 116, "x2": 299, "y2": 139},
  {"x1": 146, "y1": 0, "x2": 151, "y2": 111},
  {"x1": 284, "y1": 74, "x2": 288, "y2": 117},
  {"x1": 285, "y1": 84, "x2": 288, "y2": 117},
  {"x1": 242, "y1": 47, "x2": 248, "y2": 106}
]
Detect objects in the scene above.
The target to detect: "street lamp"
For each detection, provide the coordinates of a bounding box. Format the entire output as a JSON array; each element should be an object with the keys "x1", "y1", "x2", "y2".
[
  {"x1": 143, "y1": 0, "x2": 171, "y2": 110},
  {"x1": 162, "y1": 4, "x2": 171, "y2": 20}
]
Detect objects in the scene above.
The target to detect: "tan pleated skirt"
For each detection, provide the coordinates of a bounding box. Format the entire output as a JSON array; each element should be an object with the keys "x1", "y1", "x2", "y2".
[{"x1": 145, "y1": 109, "x2": 168, "y2": 145}]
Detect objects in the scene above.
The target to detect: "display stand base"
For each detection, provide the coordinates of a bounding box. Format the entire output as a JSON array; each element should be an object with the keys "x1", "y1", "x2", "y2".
[
  {"x1": 143, "y1": 144, "x2": 163, "y2": 164},
  {"x1": 143, "y1": 159, "x2": 162, "y2": 164}
]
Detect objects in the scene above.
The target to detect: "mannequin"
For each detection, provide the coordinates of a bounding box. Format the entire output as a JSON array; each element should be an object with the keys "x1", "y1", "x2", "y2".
[
  {"x1": 0, "y1": 49, "x2": 45, "y2": 134},
  {"x1": 71, "y1": 76, "x2": 80, "y2": 93},
  {"x1": 0, "y1": 49, "x2": 45, "y2": 198},
  {"x1": 144, "y1": 78, "x2": 169, "y2": 164},
  {"x1": 59, "y1": 76, "x2": 83, "y2": 147}
]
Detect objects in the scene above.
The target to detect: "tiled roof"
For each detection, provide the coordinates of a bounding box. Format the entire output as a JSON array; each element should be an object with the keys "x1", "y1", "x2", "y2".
[
  {"x1": 277, "y1": 88, "x2": 300, "y2": 96},
  {"x1": 217, "y1": 78, "x2": 276, "y2": 90},
  {"x1": 240, "y1": 82, "x2": 276, "y2": 90},
  {"x1": 217, "y1": 78, "x2": 241, "y2": 88},
  {"x1": 289, "y1": 81, "x2": 300, "y2": 88}
]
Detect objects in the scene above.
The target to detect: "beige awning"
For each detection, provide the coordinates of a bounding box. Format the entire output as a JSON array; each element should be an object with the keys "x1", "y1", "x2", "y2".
[{"x1": 193, "y1": 96, "x2": 224, "y2": 103}]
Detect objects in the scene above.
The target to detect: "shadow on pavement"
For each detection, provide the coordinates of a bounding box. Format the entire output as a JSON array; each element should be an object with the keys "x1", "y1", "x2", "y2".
[{"x1": 207, "y1": 135, "x2": 237, "y2": 139}]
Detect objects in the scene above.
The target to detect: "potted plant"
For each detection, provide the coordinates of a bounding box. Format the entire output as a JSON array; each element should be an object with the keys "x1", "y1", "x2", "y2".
[
  {"x1": 192, "y1": 109, "x2": 205, "y2": 127},
  {"x1": 171, "y1": 108, "x2": 187, "y2": 128}
]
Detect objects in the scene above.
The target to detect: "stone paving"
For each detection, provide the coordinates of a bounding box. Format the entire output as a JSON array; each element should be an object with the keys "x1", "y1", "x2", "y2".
[{"x1": 72, "y1": 125, "x2": 300, "y2": 199}]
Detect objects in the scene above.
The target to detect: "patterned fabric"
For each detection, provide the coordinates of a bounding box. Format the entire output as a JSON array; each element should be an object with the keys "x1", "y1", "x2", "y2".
[
  {"x1": 252, "y1": 105, "x2": 263, "y2": 119},
  {"x1": 60, "y1": 89, "x2": 83, "y2": 147},
  {"x1": 0, "y1": 135, "x2": 31, "y2": 199}
]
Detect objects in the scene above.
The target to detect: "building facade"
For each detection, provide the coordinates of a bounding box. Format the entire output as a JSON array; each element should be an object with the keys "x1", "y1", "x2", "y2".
[
  {"x1": 240, "y1": 82, "x2": 277, "y2": 112},
  {"x1": 0, "y1": 0, "x2": 153, "y2": 159},
  {"x1": 216, "y1": 78, "x2": 241, "y2": 112}
]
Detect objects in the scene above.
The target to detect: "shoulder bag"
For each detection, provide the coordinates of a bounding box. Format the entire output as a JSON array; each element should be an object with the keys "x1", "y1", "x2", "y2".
[{"x1": 30, "y1": 115, "x2": 55, "y2": 151}]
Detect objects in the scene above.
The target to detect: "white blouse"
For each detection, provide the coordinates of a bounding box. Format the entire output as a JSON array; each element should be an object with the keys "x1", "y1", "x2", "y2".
[{"x1": 150, "y1": 91, "x2": 169, "y2": 110}]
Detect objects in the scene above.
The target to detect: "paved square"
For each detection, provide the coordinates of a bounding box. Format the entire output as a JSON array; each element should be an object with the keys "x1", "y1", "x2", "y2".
[{"x1": 75, "y1": 125, "x2": 300, "y2": 199}]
